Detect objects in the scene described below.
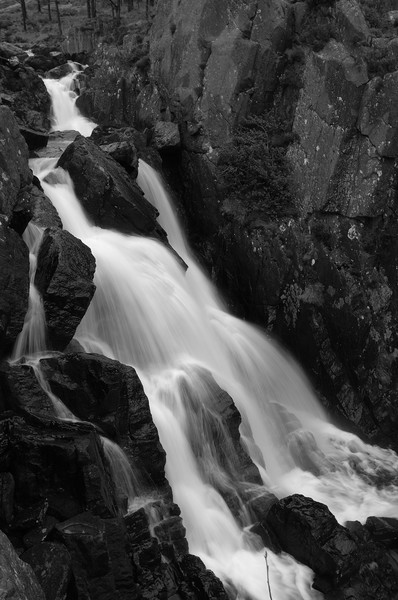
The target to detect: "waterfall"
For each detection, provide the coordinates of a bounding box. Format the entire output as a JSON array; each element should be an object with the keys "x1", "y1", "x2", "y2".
[{"x1": 22, "y1": 70, "x2": 398, "y2": 600}]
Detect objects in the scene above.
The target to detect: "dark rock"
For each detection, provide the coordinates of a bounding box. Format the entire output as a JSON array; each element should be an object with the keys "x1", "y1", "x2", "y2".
[
  {"x1": 0, "y1": 472, "x2": 15, "y2": 525},
  {"x1": 22, "y1": 516, "x2": 58, "y2": 548},
  {"x1": 265, "y1": 494, "x2": 398, "y2": 598},
  {"x1": 57, "y1": 135, "x2": 167, "y2": 239},
  {"x1": 0, "y1": 42, "x2": 28, "y2": 62},
  {"x1": 154, "y1": 515, "x2": 189, "y2": 557},
  {"x1": 12, "y1": 499, "x2": 49, "y2": 531},
  {"x1": 0, "y1": 530, "x2": 45, "y2": 599},
  {"x1": 178, "y1": 554, "x2": 229, "y2": 600},
  {"x1": 100, "y1": 140, "x2": 139, "y2": 177},
  {"x1": 24, "y1": 55, "x2": 61, "y2": 73},
  {"x1": 0, "y1": 222, "x2": 30, "y2": 355},
  {"x1": 21, "y1": 542, "x2": 71, "y2": 600},
  {"x1": 19, "y1": 127, "x2": 49, "y2": 151},
  {"x1": 39, "y1": 352, "x2": 170, "y2": 492},
  {"x1": 8, "y1": 415, "x2": 118, "y2": 518},
  {"x1": 153, "y1": 121, "x2": 181, "y2": 152},
  {"x1": 27, "y1": 182, "x2": 63, "y2": 230},
  {"x1": 45, "y1": 63, "x2": 75, "y2": 79},
  {"x1": 35, "y1": 228, "x2": 96, "y2": 350},
  {"x1": 265, "y1": 494, "x2": 356, "y2": 580},
  {"x1": 0, "y1": 63, "x2": 51, "y2": 130},
  {"x1": 365, "y1": 516, "x2": 398, "y2": 549},
  {"x1": 56, "y1": 512, "x2": 139, "y2": 600},
  {"x1": 0, "y1": 362, "x2": 55, "y2": 417},
  {"x1": 0, "y1": 106, "x2": 31, "y2": 218}
]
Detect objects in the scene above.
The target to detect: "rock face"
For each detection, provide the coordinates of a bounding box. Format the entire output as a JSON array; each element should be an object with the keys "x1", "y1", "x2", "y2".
[
  {"x1": 0, "y1": 55, "x2": 51, "y2": 131},
  {"x1": 0, "y1": 530, "x2": 45, "y2": 600},
  {"x1": 0, "y1": 107, "x2": 31, "y2": 219},
  {"x1": 57, "y1": 135, "x2": 166, "y2": 239},
  {"x1": 0, "y1": 222, "x2": 29, "y2": 356},
  {"x1": 39, "y1": 352, "x2": 171, "y2": 494},
  {"x1": 34, "y1": 228, "x2": 96, "y2": 351},
  {"x1": 264, "y1": 494, "x2": 398, "y2": 599}
]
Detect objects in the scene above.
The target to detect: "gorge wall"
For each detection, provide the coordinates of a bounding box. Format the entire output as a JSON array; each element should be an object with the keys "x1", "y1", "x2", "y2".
[{"x1": 79, "y1": 0, "x2": 398, "y2": 452}]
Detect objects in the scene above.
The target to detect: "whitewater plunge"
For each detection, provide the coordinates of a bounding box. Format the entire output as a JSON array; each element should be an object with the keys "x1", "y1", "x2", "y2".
[{"x1": 18, "y1": 65, "x2": 398, "y2": 600}]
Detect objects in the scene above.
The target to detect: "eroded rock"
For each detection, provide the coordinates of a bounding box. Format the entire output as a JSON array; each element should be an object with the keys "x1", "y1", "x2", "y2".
[
  {"x1": 35, "y1": 228, "x2": 96, "y2": 350},
  {"x1": 57, "y1": 135, "x2": 167, "y2": 239},
  {"x1": 0, "y1": 530, "x2": 45, "y2": 600}
]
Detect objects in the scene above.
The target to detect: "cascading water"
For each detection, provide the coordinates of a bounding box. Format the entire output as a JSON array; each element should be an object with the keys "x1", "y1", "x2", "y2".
[{"x1": 20, "y1": 70, "x2": 398, "y2": 600}]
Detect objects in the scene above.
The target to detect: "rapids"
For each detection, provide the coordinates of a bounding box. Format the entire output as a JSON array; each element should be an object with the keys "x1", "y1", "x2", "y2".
[{"x1": 13, "y1": 64, "x2": 398, "y2": 600}]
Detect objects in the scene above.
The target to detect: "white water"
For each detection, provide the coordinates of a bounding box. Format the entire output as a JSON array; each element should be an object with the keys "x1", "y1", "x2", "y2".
[{"x1": 19, "y1": 71, "x2": 398, "y2": 600}]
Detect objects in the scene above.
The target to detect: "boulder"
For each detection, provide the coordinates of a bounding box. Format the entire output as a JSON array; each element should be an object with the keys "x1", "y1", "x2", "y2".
[
  {"x1": 265, "y1": 494, "x2": 398, "y2": 598},
  {"x1": 8, "y1": 415, "x2": 118, "y2": 518},
  {"x1": 0, "y1": 530, "x2": 45, "y2": 600},
  {"x1": 55, "y1": 512, "x2": 139, "y2": 600},
  {"x1": 21, "y1": 542, "x2": 72, "y2": 600},
  {"x1": 39, "y1": 352, "x2": 170, "y2": 492},
  {"x1": 0, "y1": 362, "x2": 55, "y2": 417},
  {"x1": 0, "y1": 221, "x2": 29, "y2": 355},
  {"x1": 57, "y1": 135, "x2": 167, "y2": 239},
  {"x1": 19, "y1": 127, "x2": 49, "y2": 152},
  {"x1": 45, "y1": 63, "x2": 75, "y2": 80},
  {"x1": 0, "y1": 106, "x2": 31, "y2": 219},
  {"x1": 35, "y1": 228, "x2": 96, "y2": 350},
  {"x1": 100, "y1": 140, "x2": 139, "y2": 176},
  {"x1": 153, "y1": 121, "x2": 181, "y2": 152},
  {"x1": 0, "y1": 63, "x2": 51, "y2": 131}
]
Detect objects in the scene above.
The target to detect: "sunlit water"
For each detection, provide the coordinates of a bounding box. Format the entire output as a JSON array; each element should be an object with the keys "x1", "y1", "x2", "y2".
[{"x1": 13, "y1": 66, "x2": 398, "y2": 600}]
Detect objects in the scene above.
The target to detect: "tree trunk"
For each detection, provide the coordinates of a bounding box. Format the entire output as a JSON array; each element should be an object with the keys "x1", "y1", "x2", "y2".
[
  {"x1": 91, "y1": 0, "x2": 96, "y2": 18},
  {"x1": 37, "y1": 0, "x2": 41, "y2": 13},
  {"x1": 54, "y1": 0, "x2": 62, "y2": 34},
  {"x1": 20, "y1": 0, "x2": 27, "y2": 30},
  {"x1": 47, "y1": 0, "x2": 52, "y2": 21},
  {"x1": 87, "y1": 0, "x2": 91, "y2": 18}
]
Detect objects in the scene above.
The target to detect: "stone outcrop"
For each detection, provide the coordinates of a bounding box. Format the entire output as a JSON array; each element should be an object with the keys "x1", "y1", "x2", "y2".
[
  {"x1": 35, "y1": 228, "x2": 96, "y2": 351},
  {"x1": 0, "y1": 222, "x2": 29, "y2": 356},
  {"x1": 0, "y1": 54, "x2": 51, "y2": 131},
  {"x1": 57, "y1": 135, "x2": 167, "y2": 239},
  {"x1": 264, "y1": 494, "x2": 398, "y2": 599},
  {"x1": 0, "y1": 107, "x2": 31, "y2": 220},
  {"x1": 39, "y1": 352, "x2": 171, "y2": 494},
  {"x1": 0, "y1": 530, "x2": 45, "y2": 600}
]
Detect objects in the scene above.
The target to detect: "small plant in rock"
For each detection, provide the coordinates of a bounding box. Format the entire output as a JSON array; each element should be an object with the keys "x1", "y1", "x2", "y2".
[{"x1": 218, "y1": 111, "x2": 297, "y2": 224}]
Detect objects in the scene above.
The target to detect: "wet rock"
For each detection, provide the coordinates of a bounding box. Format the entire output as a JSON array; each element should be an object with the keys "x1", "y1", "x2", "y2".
[
  {"x1": 265, "y1": 494, "x2": 398, "y2": 598},
  {"x1": 26, "y1": 181, "x2": 63, "y2": 230},
  {"x1": 21, "y1": 542, "x2": 71, "y2": 600},
  {"x1": 178, "y1": 554, "x2": 229, "y2": 600},
  {"x1": 55, "y1": 512, "x2": 139, "y2": 600},
  {"x1": 0, "y1": 106, "x2": 31, "y2": 218},
  {"x1": 100, "y1": 140, "x2": 139, "y2": 176},
  {"x1": 0, "y1": 530, "x2": 45, "y2": 600},
  {"x1": 0, "y1": 42, "x2": 28, "y2": 62},
  {"x1": 0, "y1": 63, "x2": 51, "y2": 130},
  {"x1": 154, "y1": 515, "x2": 189, "y2": 557},
  {"x1": 39, "y1": 352, "x2": 170, "y2": 492},
  {"x1": 365, "y1": 516, "x2": 398, "y2": 549},
  {"x1": 57, "y1": 135, "x2": 167, "y2": 239},
  {"x1": 45, "y1": 63, "x2": 75, "y2": 80},
  {"x1": 153, "y1": 121, "x2": 181, "y2": 152},
  {"x1": 12, "y1": 499, "x2": 49, "y2": 532},
  {"x1": 7, "y1": 415, "x2": 118, "y2": 519},
  {"x1": 35, "y1": 228, "x2": 96, "y2": 350},
  {"x1": 0, "y1": 362, "x2": 55, "y2": 417},
  {"x1": 19, "y1": 127, "x2": 49, "y2": 152},
  {"x1": 0, "y1": 222, "x2": 29, "y2": 355}
]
